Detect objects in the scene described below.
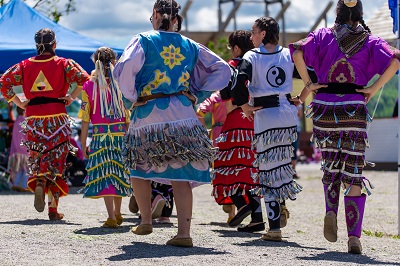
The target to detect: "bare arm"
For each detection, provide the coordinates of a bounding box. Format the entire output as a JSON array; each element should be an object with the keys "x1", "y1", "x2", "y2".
[
  {"x1": 292, "y1": 50, "x2": 327, "y2": 105},
  {"x1": 59, "y1": 86, "x2": 83, "y2": 106},
  {"x1": 357, "y1": 58, "x2": 400, "y2": 103},
  {"x1": 80, "y1": 121, "x2": 89, "y2": 159}
]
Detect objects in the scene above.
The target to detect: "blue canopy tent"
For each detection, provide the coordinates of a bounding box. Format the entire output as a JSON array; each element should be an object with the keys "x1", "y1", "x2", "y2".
[{"x1": 0, "y1": 0, "x2": 124, "y2": 73}]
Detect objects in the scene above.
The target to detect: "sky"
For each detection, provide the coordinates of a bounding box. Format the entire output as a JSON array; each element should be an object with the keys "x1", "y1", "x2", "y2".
[{"x1": 54, "y1": 0, "x2": 387, "y2": 49}]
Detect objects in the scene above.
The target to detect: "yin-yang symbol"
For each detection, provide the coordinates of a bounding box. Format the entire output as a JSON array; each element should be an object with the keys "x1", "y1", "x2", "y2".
[{"x1": 266, "y1": 66, "x2": 286, "y2": 88}]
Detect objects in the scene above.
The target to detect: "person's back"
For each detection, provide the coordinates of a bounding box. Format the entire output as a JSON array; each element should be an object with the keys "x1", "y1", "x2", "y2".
[{"x1": 0, "y1": 28, "x2": 90, "y2": 220}]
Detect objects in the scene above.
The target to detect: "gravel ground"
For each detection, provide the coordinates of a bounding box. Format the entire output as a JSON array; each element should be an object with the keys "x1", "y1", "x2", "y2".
[{"x1": 0, "y1": 163, "x2": 399, "y2": 266}]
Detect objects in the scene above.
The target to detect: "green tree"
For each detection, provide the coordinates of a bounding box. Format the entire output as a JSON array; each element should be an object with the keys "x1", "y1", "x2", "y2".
[
  {"x1": 207, "y1": 37, "x2": 231, "y2": 62},
  {"x1": 367, "y1": 75, "x2": 398, "y2": 118},
  {"x1": 0, "y1": 0, "x2": 76, "y2": 23}
]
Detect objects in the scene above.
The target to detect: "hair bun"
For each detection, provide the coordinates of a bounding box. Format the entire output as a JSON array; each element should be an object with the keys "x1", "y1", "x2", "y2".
[{"x1": 344, "y1": 0, "x2": 357, "y2": 7}]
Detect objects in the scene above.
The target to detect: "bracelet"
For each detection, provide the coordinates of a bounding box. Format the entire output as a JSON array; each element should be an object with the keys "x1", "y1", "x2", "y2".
[{"x1": 296, "y1": 95, "x2": 303, "y2": 104}]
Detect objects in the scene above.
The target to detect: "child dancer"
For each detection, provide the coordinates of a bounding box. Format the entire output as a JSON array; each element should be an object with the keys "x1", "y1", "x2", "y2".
[
  {"x1": 212, "y1": 30, "x2": 265, "y2": 231},
  {"x1": 80, "y1": 47, "x2": 132, "y2": 228},
  {"x1": 197, "y1": 92, "x2": 234, "y2": 222}
]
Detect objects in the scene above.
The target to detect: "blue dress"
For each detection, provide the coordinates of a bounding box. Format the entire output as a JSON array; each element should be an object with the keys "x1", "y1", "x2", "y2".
[{"x1": 113, "y1": 30, "x2": 231, "y2": 185}]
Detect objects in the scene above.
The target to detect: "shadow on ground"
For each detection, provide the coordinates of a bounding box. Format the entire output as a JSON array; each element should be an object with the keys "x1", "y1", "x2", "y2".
[
  {"x1": 298, "y1": 251, "x2": 399, "y2": 265},
  {"x1": 0, "y1": 219, "x2": 81, "y2": 226},
  {"x1": 108, "y1": 242, "x2": 228, "y2": 261},
  {"x1": 212, "y1": 229, "x2": 262, "y2": 238}
]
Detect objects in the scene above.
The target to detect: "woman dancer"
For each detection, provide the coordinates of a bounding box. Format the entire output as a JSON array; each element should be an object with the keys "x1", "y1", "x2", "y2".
[
  {"x1": 113, "y1": 0, "x2": 230, "y2": 247},
  {"x1": 289, "y1": 0, "x2": 400, "y2": 254},
  {"x1": 231, "y1": 18, "x2": 302, "y2": 241},
  {"x1": 80, "y1": 47, "x2": 132, "y2": 228},
  {"x1": 0, "y1": 28, "x2": 89, "y2": 220}
]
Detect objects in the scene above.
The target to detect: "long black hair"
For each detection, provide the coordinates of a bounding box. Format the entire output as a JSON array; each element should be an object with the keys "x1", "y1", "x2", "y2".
[
  {"x1": 34, "y1": 28, "x2": 56, "y2": 55},
  {"x1": 335, "y1": 0, "x2": 371, "y2": 33},
  {"x1": 153, "y1": 0, "x2": 183, "y2": 32},
  {"x1": 228, "y1": 30, "x2": 254, "y2": 58},
  {"x1": 254, "y1": 17, "x2": 280, "y2": 45}
]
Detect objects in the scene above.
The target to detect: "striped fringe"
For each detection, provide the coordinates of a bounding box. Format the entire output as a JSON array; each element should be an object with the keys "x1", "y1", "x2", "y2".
[{"x1": 123, "y1": 119, "x2": 216, "y2": 169}]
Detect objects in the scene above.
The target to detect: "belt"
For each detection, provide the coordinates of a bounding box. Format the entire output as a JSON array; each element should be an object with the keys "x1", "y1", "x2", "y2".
[
  {"x1": 137, "y1": 91, "x2": 184, "y2": 102},
  {"x1": 253, "y1": 93, "x2": 293, "y2": 109},
  {"x1": 27, "y1": 97, "x2": 65, "y2": 106},
  {"x1": 317, "y1": 83, "x2": 364, "y2": 95}
]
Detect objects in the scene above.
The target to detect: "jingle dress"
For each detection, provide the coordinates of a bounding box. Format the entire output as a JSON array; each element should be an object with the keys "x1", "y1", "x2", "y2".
[
  {"x1": 113, "y1": 30, "x2": 231, "y2": 184},
  {"x1": 0, "y1": 55, "x2": 89, "y2": 209},
  {"x1": 232, "y1": 47, "x2": 302, "y2": 202},
  {"x1": 212, "y1": 58, "x2": 259, "y2": 205},
  {"x1": 289, "y1": 25, "x2": 400, "y2": 192},
  {"x1": 80, "y1": 79, "x2": 132, "y2": 198}
]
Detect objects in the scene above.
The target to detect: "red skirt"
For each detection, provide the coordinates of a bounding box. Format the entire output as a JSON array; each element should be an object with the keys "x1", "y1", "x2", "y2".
[
  {"x1": 24, "y1": 114, "x2": 71, "y2": 197},
  {"x1": 212, "y1": 108, "x2": 259, "y2": 205}
]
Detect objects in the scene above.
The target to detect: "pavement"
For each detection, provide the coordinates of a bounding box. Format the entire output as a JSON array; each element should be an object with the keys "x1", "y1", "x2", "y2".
[{"x1": 0, "y1": 163, "x2": 399, "y2": 266}]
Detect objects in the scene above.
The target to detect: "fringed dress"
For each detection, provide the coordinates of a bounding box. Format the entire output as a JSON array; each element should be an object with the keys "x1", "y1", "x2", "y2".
[
  {"x1": 0, "y1": 55, "x2": 90, "y2": 198},
  {"x1": 232, "y1": 47, "x2": 302, "y2": 202},
  {"x1": 80, "y1": 80, "x2": 132, "y2": 198},
  {"x1": 113, "y1": 30, "x2": 231, "y2": 185},
  {"x1": 212, "y1": 58, "x2": 259, "y2": 205},
  {"x1": 289, "y1": 25, "x2": 400, "y2": 193}
]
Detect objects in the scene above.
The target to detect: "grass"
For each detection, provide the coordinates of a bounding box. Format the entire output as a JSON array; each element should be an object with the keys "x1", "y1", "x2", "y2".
[{"x1": 363, "y1": 229, "x2": 400, "y2": 239}]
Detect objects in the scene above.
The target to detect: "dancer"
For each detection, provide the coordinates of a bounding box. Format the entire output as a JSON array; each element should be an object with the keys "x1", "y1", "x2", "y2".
[
  {"x1": 151, "y1": 182, "x2": 174, "y2": 224},
  {"x1": 113, "y1": 0, "x2": 230, "y2": 247},
  {"x1": 0, "y1": 28, "x2": 89, "y2": 220},
  {"x1": 212, "y1": 30, "x2": 265, "y2": 231},
  {"x1": 80, "y1": 47, "x2": 132, "y2": 228},
  {"x1": 289, "y1": 0, "x2": 400, "y2": 254},
  {"x1": 8, "y1": 107, "x2": 29, "y2": 192},
  {"x1": 231, "y1": 17, "x2": 302, "y2": 241},
  {"x1": 197, "y1": 91, "x2": 227, "y2": 146},
  {"x1": 129, "y1": 181, "x2": 174, "y2": 224},
  {"x1": 196, "y1": 91, "x2": 234, "y2": 222}
]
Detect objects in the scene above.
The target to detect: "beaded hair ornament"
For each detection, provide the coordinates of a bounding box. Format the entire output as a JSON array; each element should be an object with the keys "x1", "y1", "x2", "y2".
[
  {"x1": 90, "y1": 48, "x2": 125, "y2": 119},
  {"x1": 344, "y1": 0, "x2": 357, "y2": 7}
]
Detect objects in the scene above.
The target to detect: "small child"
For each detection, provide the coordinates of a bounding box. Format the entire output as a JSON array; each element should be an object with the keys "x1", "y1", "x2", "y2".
[
  {"x1": 8, "y1": 107, "x2": 29, "y2": 192},
  {"x1": 80, "y1": 47, "x2": 132, "y2": 228}
]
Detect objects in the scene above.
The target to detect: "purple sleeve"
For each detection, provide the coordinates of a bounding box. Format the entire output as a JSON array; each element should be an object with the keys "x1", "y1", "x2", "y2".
[
  {"x1": 289, "y1": 31, "x2": 319, "y2": 67},
  {"x1": 370, "y1": 37, "x2": 400, "y2": 76}
]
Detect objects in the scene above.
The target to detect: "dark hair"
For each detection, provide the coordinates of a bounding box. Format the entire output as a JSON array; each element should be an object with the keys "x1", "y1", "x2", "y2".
[
  {"x1": 228, "y1": 30, "x2": 254, "y2": 58},
  {"x1": 16, "y1": 106, "x2": 25, "y2": 116},
  {"x1": 92, "y1": 47, "x2": 117, "y2": 77},
  {"x1": 254, "y1": 17, "x2": 280, "y2": 45},
  {"x1": 153, "y1": 0, "x2": 183, "y2": 32},
  {"x1": 335, "y1": 0, "x2": 371, "y2": 33},
  {"x1": 34, "y1": 28, "x2": 56, "y2": 55}
]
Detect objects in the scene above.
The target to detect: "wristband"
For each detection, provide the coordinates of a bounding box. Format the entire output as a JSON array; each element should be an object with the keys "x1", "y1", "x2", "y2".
[{"x1": 296, "y1": 95, "x2": 303, "y2": 105}]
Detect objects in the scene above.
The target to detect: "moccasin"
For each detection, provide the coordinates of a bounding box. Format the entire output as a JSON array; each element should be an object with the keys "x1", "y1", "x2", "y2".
[
  {"x1": 166, "y1": 236, "x2": 193, "y2": 247},
  {"x1": 131, "y1": 224, "x2": 153, "y2": 235},
  {"x1": 261, "y1": 230, "x2": 282, "y2": 242},
  {"x1": 324, "y1": 211, "x2": 338, "y2": 242}
]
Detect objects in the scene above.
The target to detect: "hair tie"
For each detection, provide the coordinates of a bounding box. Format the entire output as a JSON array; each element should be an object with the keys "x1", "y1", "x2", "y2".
[{"x1": 344, "y1": 0, "x2": 357, "y2": 8}]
